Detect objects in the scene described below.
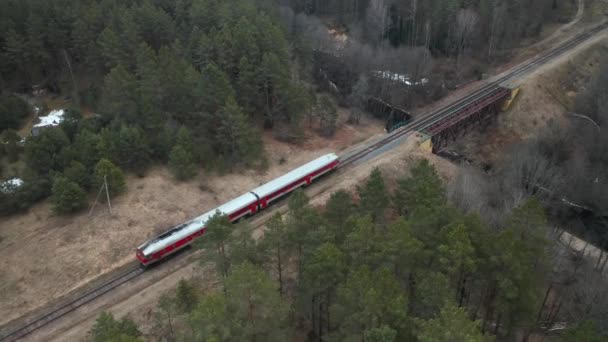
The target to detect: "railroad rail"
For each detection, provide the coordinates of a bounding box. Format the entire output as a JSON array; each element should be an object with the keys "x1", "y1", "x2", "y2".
[
  {"x1": 0, "y1": 267, "x2": 144, "y2": 342},
  {"x1": 340, "y1": 22, "x2": 608, "y2": 167},
  {"x1": 1, "y1": 22, "x2": 606, "y2": 342}
]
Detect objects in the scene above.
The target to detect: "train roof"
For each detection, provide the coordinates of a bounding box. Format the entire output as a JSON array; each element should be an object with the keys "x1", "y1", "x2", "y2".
[
  {"x1": 251, "y1": 153, "x2": 338, "y2": 198},
  {"x1": 139, "y1": 192, "x2": 257, "y2": 256},
  {"x1": 137, "y1": 153, "x2": 338, "y2": 258}
]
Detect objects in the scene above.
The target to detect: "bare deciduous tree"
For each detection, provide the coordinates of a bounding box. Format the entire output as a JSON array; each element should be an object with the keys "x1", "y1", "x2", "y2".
[{"x1": 452, "y1": 9, "x2": 480, "y2": 70}]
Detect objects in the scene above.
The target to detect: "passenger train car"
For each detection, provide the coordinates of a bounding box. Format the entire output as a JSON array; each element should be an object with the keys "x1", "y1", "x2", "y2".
[{"x1": 136, "y1": 153, "x2": 339, "y2": 265}]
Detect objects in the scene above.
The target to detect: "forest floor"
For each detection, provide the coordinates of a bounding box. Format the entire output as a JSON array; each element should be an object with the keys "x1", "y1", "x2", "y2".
[{"x1": 2, "y1": 2, "x2": 607, "y2": 339}]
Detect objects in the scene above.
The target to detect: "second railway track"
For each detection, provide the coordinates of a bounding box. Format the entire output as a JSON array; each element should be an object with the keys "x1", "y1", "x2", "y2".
[{"x1": 1, "y1": 21, "x2": 606, "y2": 342}]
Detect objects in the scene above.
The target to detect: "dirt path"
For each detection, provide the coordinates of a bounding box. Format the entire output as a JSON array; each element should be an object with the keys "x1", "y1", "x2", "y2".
[{"x1": 531, "y1": 0, "x2": 585, "y2": 49}]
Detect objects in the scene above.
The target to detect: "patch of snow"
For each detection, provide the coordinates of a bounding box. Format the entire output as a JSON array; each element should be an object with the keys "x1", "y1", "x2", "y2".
[
  {"x1": 1, "y1": 178, "x2": 24, "y2": 194},
  {"x1": 33, "y1": 109, "x2": 65, "y2": 128},
  {"x1": 33, "y1": 106, "x2": 40, "y2": 114},
  {"x1": 373, "y1": 71, "x2": 430, "y2": 86}
]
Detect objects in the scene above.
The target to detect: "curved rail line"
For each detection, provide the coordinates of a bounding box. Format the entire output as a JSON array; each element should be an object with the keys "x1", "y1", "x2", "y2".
[{"x1": 1, "y1": 22, "x2": 606, "y2": 342}]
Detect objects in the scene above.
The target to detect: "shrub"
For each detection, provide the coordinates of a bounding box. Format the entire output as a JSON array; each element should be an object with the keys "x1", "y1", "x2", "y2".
[
  {"x1": 63, "y1": 161, "x2": 89, "y2": 189},
  {"x1": 94, "y1": 159, "x2": 126, "y2": 196},
  {"x1": 169, "y1": 145, "x2": 196, "y2": 181},
  {"x1": 51, "y1": 176, "x2": 87, "y2": 214}
]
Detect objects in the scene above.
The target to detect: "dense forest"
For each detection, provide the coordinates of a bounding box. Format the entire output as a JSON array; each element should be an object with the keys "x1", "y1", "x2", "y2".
[
  {"x1": 0, "y1": 0, "x2": 325, "y2": 215},
  {"x1": 88, "y1": 161, "x2": 607, "y2": 341},
  {"x1": 448, "y1": 50, "x2": 608, "y2": 262},
  {"x1": 0, "y1": 0, "x2": 574, "y2": 215},
  {"x1": 0, "y1": 0, "x2": 605, "y2": 341}
]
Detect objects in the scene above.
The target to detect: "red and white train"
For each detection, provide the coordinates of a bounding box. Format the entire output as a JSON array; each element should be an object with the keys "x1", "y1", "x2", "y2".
[{"x1": 136, "y1": 153, "x2": 340, "y2": 265}]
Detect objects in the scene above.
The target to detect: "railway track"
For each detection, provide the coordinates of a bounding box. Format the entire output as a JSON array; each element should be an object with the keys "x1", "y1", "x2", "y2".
[
  {"x1": 1, "y1": 22, "x2": 606, "y2": 342},
  {"x1": 0, "y1": 267, "x2": 144, "y2": 342},
  {"x1": 340, "y1": 22, "x2": 608, "y2": 167}
]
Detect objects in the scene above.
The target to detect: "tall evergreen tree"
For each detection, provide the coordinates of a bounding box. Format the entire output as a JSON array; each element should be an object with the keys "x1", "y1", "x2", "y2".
[
  {"x1": 89, "y1": 312, "x2": 141, "y2": 342},
  {"x1": 394, "y1": 159, "x2": 445, "y2": 216},
  {"x1": 216, "y1": 97, "x2": 263, "y2": 166},
  {"x1": 198, "y1": 63, "x2": 236, "y2": 116},
  {"x1": 168, "y1": 144, "x2": 197, "y2": 181},
  {"x1": 195, "y1": 212, "x2": 234, "y2": 278},
  {"x1": 25, "y1": 127, "x2": 70, "y2": 174},
  {"x1": 332, "y1": 267, "x2": 409, "y2": 340},
  {"x1": 416, "y1": 304, "x2": 488, "y2": 342},
  {"x1": 101, "y1": 64, "x2": 139, "y2": 123},
  {"x1": 358, "y1": 168, "x2": 390, "y2": 224},
  {"x1": 93, "y1": 158, "x2": 126, "y2": 196},
  {"x1": 224, "y1": 263, "x2": 290, "y2": 341},
  {"x1": 50, "y1": 176, "x2": 87, "y2": 214}
]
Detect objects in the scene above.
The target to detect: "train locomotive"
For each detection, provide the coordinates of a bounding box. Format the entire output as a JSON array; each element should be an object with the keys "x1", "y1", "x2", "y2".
[{"x1": 136, "y1": 153, "x2": 339, "y2": 265}]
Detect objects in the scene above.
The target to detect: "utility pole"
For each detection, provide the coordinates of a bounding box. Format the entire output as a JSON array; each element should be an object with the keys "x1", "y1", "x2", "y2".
[
  {"x1": 104, "y1": 175, "x2": 112, "y2": 213},
  {"x1": 89, "y1": 174, "x2": 112, "y2": 215}
]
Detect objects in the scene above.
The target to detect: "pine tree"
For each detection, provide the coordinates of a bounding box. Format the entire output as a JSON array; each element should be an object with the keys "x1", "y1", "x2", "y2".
[
  {"x1": 194, "y1": 212, "x2": 234, "y2": 278},
  {"x1": 89, "y1": 312, "x2": 141, "y2": 342},
  {"x1": 323, "y1": 190, "x2": 355, "y2": 245},
  {"x1": 98, "y1": 27, "x2": 129, "y2": 69},
  {"x1": 133, "y1": 0, "x2": 176, "y2": 51},
  {"x1": 93, "y1": 159, "x2": 126, "y2": 196},
  {"x1": 175, "y1": 279, "x2": 198, "y2": 314},
  {"x1": 63, "y1": 161, "x2": 89, "y2": 189},
  {"x1": 157, "y1": 46, "x2": 201, "y2": 122},
  {"x1": 358, "y1": 168, "x2": 390, "y2": 224},
  {"x1": 416, "y1": 304, "x2": 487, "y2": 342},
  {"x1": 72, "y1": 129, "x2": 101, "y2": 170},
  {"x1": 302, "y1": 243, "x2": 346, "y2": 340},
  {"x1": 175, "y1": 126, "x2": 195, "y2": 157},
  {"x1": 168, "y1": 145, "x2": 196, "y2": 181},
  {"x1": 258, "y1": 52, "x2": 289, "y2": 127},
  {"x1": 25, "y1": 127, "x2": 70, "y2": 174},
  {"x1": 98, "y1": 125, "x2": 150, "y2": 173},
  {"x1": 72, "y1": 2, "x2": 103, "y2": 71},
  {"x1": 192, "y1": 33, "x2": 215, "y2": 70},
  {"x1": 225, "y1": 263, "x2": 290, "y2": 341},
  {"x1": 51, "y1": 176, "x2": 87, "y2": 214},
  {"x1": 365, "y1": 326, "x2": 398, "y2": 342},
  {"x1": 189, "y1": 293, "x2": 233, "y2": 341},
  {"x1": 395, "y1": 159, "x2": 445, "y2": 216},
  {"x1": 216, "y1": 97, "x2": 263, "y2": 166},
  {"x1": 332, "y1": 267, "x2": 409, "y2": 340},
  {"x1": 101, "y1": 64, "x2": 139, "y2": 123},
  {"x1": 135, "y1": 42, "x2": 163, "y2": 130},
  {"x1": 198, "y1": 63, "x2": 236, "y2": 116},
  {"x1": 236, "y1": 57, "x2": 260, "y2": 115},
  {"x1": 262, "y1": 213, "x2": 288, "y2": 296}
]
